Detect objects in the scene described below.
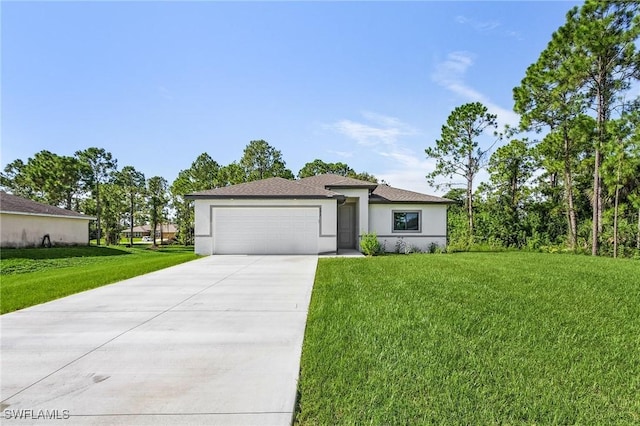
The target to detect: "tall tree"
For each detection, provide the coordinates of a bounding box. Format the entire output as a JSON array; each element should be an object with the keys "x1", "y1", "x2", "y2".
[
  {"x1": 297, "y1": 159, "x2": 354, "y2": 178},
  {"x1": 170, "y1": 153, "x2": 221, "y2": 245},
  {"x1": 602, "y1": 112, "x2": 640, "y2": 257},
  {"x1": 99, "y1": 182, "x2": 127, "y2": 245},
  {"x1": 114, "y1": 166, "x2": 145, "y2": 247},
  {"x1": 513, "y1": 26, "x2": 589, "y2": 249},
  {"x1": 534, "y1": 117, "x2": 594, "y2": 248},
  {"x1": 1, "y1": 151, "x2": 86, "y2": 209},
  {"x1": 350, "y1": 171, "x2": 378, "y2": 183},
  {"x1": 239, "y1": 140, "x2": 294, "y2": 181},
  {"x1": 563, "y1": 1, "x2": 640, "y2": 254},
  {"x1": 297, "y1": 159, "x2": 377, "y2": 182},
  {"x1": 218, "y1": 162, "x2": 246, "y2": 186},
  {"x1": 425, "y1": 102, "x2": 498, "y2": 240},
  {"x1": 147, "y1": 176, "x2": 169, "y2": 246},
  {"x1": 76, "y1": 148, "x2": 118, "y2": 246},
  {"x1": 485, "y1": 139, "x2": 535, "y2": 247},
  {"x1": 0, "y1": 160, "x2": 29, "y2": 197}
]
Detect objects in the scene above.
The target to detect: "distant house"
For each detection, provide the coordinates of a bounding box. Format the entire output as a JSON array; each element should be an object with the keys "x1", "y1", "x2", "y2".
[
  {"x1": 0, "y1": 191, "x2": 95, "y2": 248},
  {"x1": 121, "y1": 223, "x2": 177, "y2": 240},
  {"x1": 187, "y1": 174, "x2": 452, "y2": 255}
]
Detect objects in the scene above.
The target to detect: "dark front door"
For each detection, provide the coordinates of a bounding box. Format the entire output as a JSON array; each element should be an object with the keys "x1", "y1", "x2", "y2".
[{"x1": 338, "y1": 203, "x2": 356, "y2": 249}]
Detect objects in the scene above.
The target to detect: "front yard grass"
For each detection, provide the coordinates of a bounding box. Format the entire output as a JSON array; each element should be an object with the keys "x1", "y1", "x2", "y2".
[
  {"x1": 296, "y1": 252, "x2": 640, "y2": 424},
  {"x1": 1, "y1": 245, "x2": 198, "y2": 314}
]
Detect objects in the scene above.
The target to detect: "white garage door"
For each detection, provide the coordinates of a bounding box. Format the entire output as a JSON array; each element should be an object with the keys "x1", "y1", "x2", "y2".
[{"x1": 213, "y1": 207, "x2": 320, "y2": 254}]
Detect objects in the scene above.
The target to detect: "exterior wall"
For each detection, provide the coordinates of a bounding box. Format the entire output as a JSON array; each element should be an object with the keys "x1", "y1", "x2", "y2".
[
  {"x1": 193, "y1": 198, "x2": 338, "y2": 255},
  {"x1": 368, "y1": 203, "x2": 448, "y2": 252},
  {"x1": 1, "y1": 213, "x2": 91, "y2": 248}
]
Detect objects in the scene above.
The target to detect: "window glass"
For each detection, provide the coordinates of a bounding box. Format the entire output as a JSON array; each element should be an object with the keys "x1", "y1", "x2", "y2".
[{"x1": 393, "y1": 211, "x2": 420, "y2": 231}]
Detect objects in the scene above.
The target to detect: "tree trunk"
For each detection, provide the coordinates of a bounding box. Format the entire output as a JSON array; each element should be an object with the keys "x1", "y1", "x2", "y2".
[
  {"x1": 129, "y1": 195, "x2": 134, "y2": 247},
  {"x1": 592, "y1": 76, "x2": 605, "y2": 257},
  {"x1": 152, "y1": 222, "x2": 157, "y2": 246},
  {"x1": 592, "y1": 148, "x2": 601, "y2": 256},
  {"x1": 613, "y1": 146, "x2": 625, "y2": 258},
  {"x1": 96, "y1": 183, "x2": 101, "y2": 246},
  {"x1": 467, "y1": 183, "x2": 473, "y2": 240},
  {"x1": 613, "y1": 184, "x2": 619, "y2": 258},
  {"x1": 637, "y1": 207, "x2": 640, "y2": 250},
  {"x1": 467, "y1": 151, "x2": 474, "y2": 242},
  {"x1": 563, "y1": 132, "x2": 577, "y2": 250}
]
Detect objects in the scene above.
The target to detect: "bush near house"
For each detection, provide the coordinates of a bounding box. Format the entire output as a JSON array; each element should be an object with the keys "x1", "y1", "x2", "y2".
[
  {"x1": 296, "y1": 252, "x2": 640, "y2": 425},
  {"x1": 359, "y1": 232, "x2": 382, "y2": 256}
]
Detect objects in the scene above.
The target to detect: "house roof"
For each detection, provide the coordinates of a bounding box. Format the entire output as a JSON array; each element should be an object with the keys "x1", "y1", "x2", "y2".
[
  {"x1": 186, "y1": 175, "x2": 453, "y2": 204},
  {"x1": 298, "y1": 174, "x2": 378, "y2": 189},
  {"x1": 121, "y1": 223, "x2": 178, "y2": 234},
  {"x1": 0, "y1": 191, "x2": 95, "y2": 219},
  {"x1": 370, "y1": 184, "x2": 452, "y2": 204},
  {"x1": 186, "y1": 177, "x2": 344, "y2": 199},
  {"x1": 300, "y1": 174, "x2": 452, "y2": 204}
]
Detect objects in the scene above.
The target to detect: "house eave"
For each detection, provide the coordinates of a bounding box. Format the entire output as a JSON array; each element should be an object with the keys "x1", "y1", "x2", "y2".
[
  {"x1": 0, "y1": 210, "x2": 96, "y2": 220},
  {"x1": 368, "y1": 199, "x2": 455, "y2": 205},
  {"x1": 325, "y1": 184, "x2": 378, "y2": 190},
  {"x1": 186, "y1": 194, "x2": 344, "y2": 201}
]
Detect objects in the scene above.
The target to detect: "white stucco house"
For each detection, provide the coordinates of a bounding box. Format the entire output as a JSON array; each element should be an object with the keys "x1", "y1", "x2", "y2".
[
  {"x1": 0, "y1": 191, "x2": 95, "y2": 248},
  {"x1": 187, "y1": 174, "x2": 452, "y2": 255}
]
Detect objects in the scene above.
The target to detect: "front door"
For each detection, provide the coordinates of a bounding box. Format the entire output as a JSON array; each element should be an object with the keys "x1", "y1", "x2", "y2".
[{"x1": 338, "y1": 203, "x2": 356, "y2": 249}]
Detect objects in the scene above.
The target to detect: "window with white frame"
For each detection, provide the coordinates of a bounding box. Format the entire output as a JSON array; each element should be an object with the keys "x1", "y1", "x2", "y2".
[{"x1": 393, "y1": 210, "x2": 420, "y2": 232}]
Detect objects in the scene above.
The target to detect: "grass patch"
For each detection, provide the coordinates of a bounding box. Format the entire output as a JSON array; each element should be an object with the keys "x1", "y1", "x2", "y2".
[
  {"x1": 1, "y1": 245, "x2": 198, "y2": 314},
  {"x1": 296, "y1": 252, "x2": 640, "y2": 424}
]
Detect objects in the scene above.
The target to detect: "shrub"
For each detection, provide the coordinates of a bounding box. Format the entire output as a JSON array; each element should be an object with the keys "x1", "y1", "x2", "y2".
[{"x1": 360, "y1": 233, "x2": 382, "y2": 256}]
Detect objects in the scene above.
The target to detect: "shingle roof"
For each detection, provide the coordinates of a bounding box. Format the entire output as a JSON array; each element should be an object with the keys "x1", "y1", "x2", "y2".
[
  {"x1": 187, "y1": 177, "x2": 343, "y2": 199},
  {"x1": 121, "y1": 223, "x2": 178, "y2": 234},
  {"x1": 300, "y1": 174, "x2": 452, "y2": 203},
  {"x1": 370, "y1": 184, "x2": 453, "y2": 204},
  {"x1": 298, "y1": 174, "x2": 378, "y2": 189},
  {"x1": 187, "y1": 175, "x2": 452, "y2": 204},
  {"x1": 0, "y1": 191, "x2": 95, "y2": 219}
]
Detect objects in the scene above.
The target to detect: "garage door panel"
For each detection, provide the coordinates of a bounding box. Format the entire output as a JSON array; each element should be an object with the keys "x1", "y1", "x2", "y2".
[{"x1": 213, "y1": 207, "x2": 319, "y2": 254}]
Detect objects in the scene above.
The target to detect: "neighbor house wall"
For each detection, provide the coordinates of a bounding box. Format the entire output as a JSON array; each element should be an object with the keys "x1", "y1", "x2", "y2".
[
  {"x1": 193, "y1": 198, "x2": 338, "y2": 255},
  {"x1": 368, "y1": 204, "x2": 447, "y2": 252},
  {"x1": 0, "y1": 213, "x2": 91, "y2": 248}
]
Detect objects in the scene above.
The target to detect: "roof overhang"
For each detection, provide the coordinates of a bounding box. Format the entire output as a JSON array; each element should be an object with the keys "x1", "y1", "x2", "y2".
[
  {"x1": 186, "y1": 194, "x2": 346, "y2": 201},
  {"x1": 368, "y1": 200, "x2": 455, "y2": 205},
  {"x1": 0, "y1": 211, "x2": 96, "y2": 220},
  {"x1": 325, "y1": 184, "x2": 378, "y2": 190}
]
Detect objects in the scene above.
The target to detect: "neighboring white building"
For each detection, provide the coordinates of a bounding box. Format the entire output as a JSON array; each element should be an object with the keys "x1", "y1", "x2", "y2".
[
  {"x1": 0, "y1": 192, "x2": 95, "y2": 248},
  {"x1": 187, "y1": 174, "x2": 452, "y2": 255}
]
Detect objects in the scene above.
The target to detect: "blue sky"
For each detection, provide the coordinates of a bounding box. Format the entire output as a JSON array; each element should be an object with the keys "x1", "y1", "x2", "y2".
[{"x1": 2, "y1": 1, "x2": 581, "y2": 195}]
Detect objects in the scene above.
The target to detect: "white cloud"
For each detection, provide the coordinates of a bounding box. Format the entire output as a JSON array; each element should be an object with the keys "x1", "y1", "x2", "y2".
[
  {"x1": 157, "y1": 86, "x2": 173, "y2": 100},
  {"x1": 432, "y1": 51, "x2": 520, "y2": 129},
  {"x1": 375, "y1": 149, "x2": 439, "y2": 194},
  {"x1": 327, "y1": 113, "x2": 445, "y2": 193},
  {"x1": 329, "y1": 112, "x2": 418, "y2": 147},
  {"x1": 455, "y1": 15, "x2": 521, "y2": 40},
  {"x1": 455, "y1": 15, "x2": 500, "y2": 32},
  {"x1": 327, "y1": 149, "x2": 353, "y2": 159}
]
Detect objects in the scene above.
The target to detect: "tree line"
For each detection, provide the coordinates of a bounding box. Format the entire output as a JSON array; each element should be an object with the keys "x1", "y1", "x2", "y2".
[
  {"x1": 1, "y1": 140, "x2": 376, "y2": 246},
  {"x1": 3, "y1": 1, "x2": 637, "y2": 258},
  {"x1": 426, "y1": 1, "x2": 640, "y2": 258}
]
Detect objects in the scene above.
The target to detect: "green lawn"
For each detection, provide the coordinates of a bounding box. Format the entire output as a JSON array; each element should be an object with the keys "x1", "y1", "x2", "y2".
[
  {"x1": 296, "y1": 252, "x2": 640, "y2": 425},
  {"x1": 1, "y1": 245, "x2": 198, "y2": 314}
]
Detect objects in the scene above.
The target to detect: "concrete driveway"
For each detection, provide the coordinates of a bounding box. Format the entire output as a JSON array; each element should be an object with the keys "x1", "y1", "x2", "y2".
[{"x1": 1, "y1": 255, "x2": 318, "y2": 425}]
